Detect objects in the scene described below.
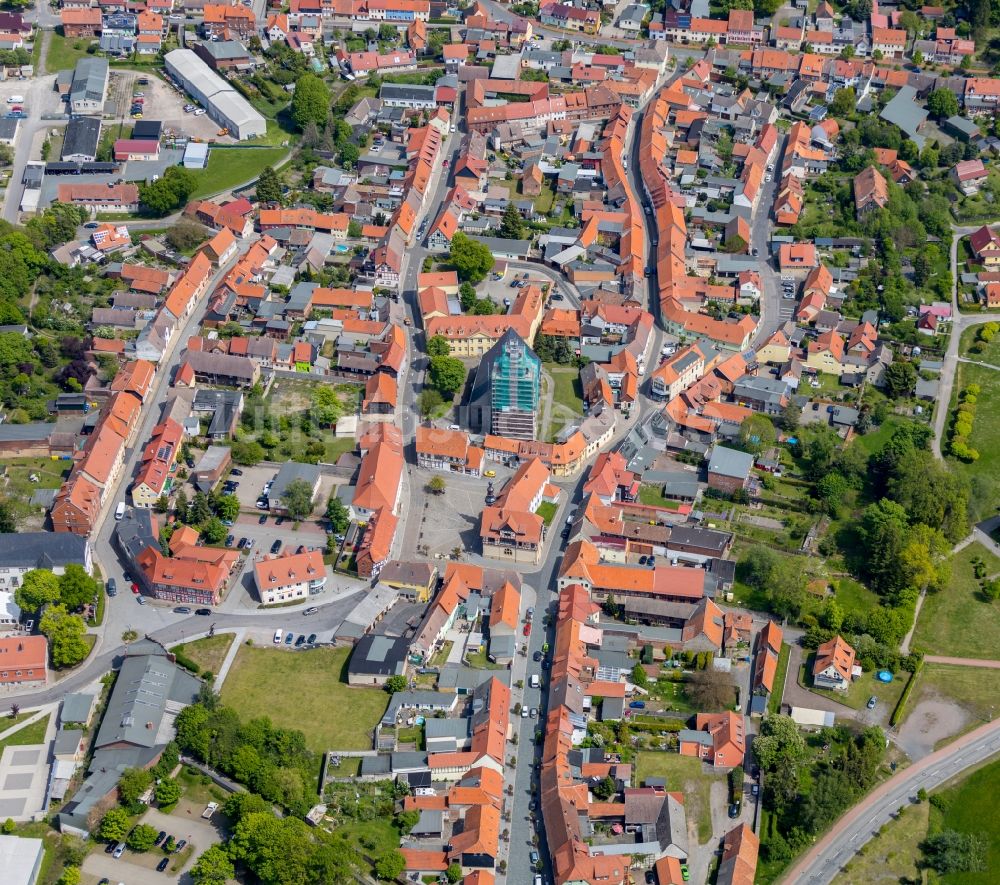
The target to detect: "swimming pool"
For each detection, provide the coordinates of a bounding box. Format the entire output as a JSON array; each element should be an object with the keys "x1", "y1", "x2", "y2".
[{"x1": 334, "y1": 244, "x2": 349, "y2": 253}]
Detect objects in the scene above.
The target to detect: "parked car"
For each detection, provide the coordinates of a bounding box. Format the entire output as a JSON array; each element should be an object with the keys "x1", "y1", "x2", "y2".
[
  {"x1": 230, "y1": 468, "x2": 243, "y2": 476},
  {"x1": 155, "y1": 830, "x2": 166, "y2": 846},
  {"x1": 295, "y1": 635, "x2": 306, "y2": 647},
  {"x1": 306, "y1": 633, "x2": 317, "y2": 644},
  {"x1": 304, "y1": 607, "x2": 319, "y2": 616},
  {"x1": 867, "y1": 696, "x2": 877, "y2": 709},
  {"x1": 523, "y1": 622, "x2": 531, "y2": 636},
  {"x1": 174, "y1": 839, "x2": 187, "y2": 853},
  {"x1": 173, "y1": 607, "x2": 191, "y2": 615},
  {"x1": 629, "y1": 701, "x2": 646, "y2": 709},
  {"x1": 258, "y1": 513, "x2": 268, "y2": 524},
  {"x1": 106, "y1": 578, "x2": 117, "y2": 597},
  {"x1": 225, "y1": 534, "x2": 234, "y2": 547},
  {"x1": 270, "y1": 540, "x2": 282, "y2": 554},
  {"x1": 196, "y1": 608, "x2": 212, "y2": 616},
  {"x1": 157, "y1": 857, "x2": 169, "y2": 872},
  {"x1": 136, "y1": 596, "x2": 146, "y2": 605},
  {"x1": 284, "y1": 632, "x2": 293, "y2": 645}
]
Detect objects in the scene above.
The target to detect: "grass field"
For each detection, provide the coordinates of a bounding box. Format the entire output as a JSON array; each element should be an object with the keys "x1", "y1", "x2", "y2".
[
  {"x1": 171, "y1": 634, "x2": 234, "y2": 675},
  {"x1": 934, "y1": 757, "x2": 1000, "y2": 884},
  {"x1": 0, "y1": 715, "x2": 49, "y2": 755},
  {"x1": 831, "y1": 800, "x2": 929, "y2": 885},
  {"x1": 220, "y1": 646, "x2": 387, "y2": 753},
  {"x1": 535, "y1": 501, "x2": 557, "y2": 526},
  {"x1": 635, "y1": 752, "x2": 722, "y2": 843},
  {"x1": 912, "y1": 543, "x2": 1000, "y2": 659},
  {"x1": 945, "y1": 357, "x2": 1000, "y2": 520},
  {"x1": 799, "y1": 664, "x2": 906, "y2": 712},
  {"x1": 189, "y1": 147, "x2": 288, "y2": 199},
  {"x1": 45, "y1": 29, "x2": 93, "y2": 72},
  {"x1": 547, "y1": 366, "x2": 583, "y2": 417},
  {"x1": 637, "y1": 485, "x2": 682, "y2": 509},
  {"x1": 906, "y1": 663, "x2": 1000, "y2": 743},
  {"x1": 768, "y1": 643, "x2": 791, "y2": 714}
]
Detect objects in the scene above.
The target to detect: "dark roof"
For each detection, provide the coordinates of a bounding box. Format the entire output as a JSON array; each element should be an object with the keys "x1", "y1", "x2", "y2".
[
  {"x1": 0, "y1": 531, "x2": 88, "y2": 569},
  {"x1": 349, "y1": 634, "x2": 408, "y2": 678},
  {"x1": 131, "y1": 119, "x2": 162, "y2": 140},
  {"x1": 62, "y1": 117, "x2": 101, "y2": 160},
  {"x1": 113, "y1": 507, "x2": 158, "y2": 565}
]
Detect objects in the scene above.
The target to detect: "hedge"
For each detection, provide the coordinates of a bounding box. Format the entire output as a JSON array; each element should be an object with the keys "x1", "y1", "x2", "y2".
[
  {"x1": 172, "y1": 651, "x2": 201, "y2": 676},
  {"x1": 889, "y1": 660, "x2": 923, "y2": 727}
]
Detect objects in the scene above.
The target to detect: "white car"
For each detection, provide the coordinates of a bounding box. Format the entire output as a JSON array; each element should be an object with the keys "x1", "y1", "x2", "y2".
[{"x1": 193, "y1": 108, "x2": 206, "y2": 116}]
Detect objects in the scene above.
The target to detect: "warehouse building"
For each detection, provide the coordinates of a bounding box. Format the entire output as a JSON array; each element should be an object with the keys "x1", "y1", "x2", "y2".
[
  {"x1": 163, "y1": 49, "x2": 266, "y2": 140},
  {"x1": 68, "y1": 57, "x2": 108, "y2": 115},
  {"x1": 61, "y1": 117, "x2": 101, "y2": 162}
]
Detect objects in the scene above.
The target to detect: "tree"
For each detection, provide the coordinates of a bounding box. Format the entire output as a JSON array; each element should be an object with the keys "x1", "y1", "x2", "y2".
[
  {"x1": 883, "y1": 360, "x2": 917, "y2": 398},
  {"x1": 738, "y1": 414, "x2": 776, "y2": 455},
  {"x1": 339, "y1": 142, "x2": 359, "y2": 169},
  {"x1": 255, "y1": 165, "x2": 284, "y2": 204},
  {"x1": 927, "y1": 88, "x2": 959, "y2": 120},
  {"x1": 921, "y1": 830, "x2": 987, "y2": 874},
  {"x1": 311, "y1": 385, "x2": 343, "y2": 426},
  {"x1": 326, "y1": 496, "x2": 350, "y2": 534},
  {"x1": 166, "y1": 220, "x2": 208, "y2": 252},
  {"x1": 591, "y1": 775, "x2": 617, "y2": 800},
  {"x1": 685, "y1": 669, "x2": 734, "y2": 710},
  {"x1": 419, "y1": 387, "x2": 444, "y2": 417},
  {"x1": 14, "y1": 569, "x2": 60, "y2": 613},
  {"x1": 738, "y1": 547, "x2": 779, "y2": 589},
  {"x1": 281, "y1": 478, "x2": 315, "y2": 520},
  {"x1": 291, "y1": 73, "x2": 331, "y2": 130},
  {"x1": 426, "y1": 475, "x2": 446, "y2": 494},
  {"x1": 396, "y1": 809, "x2": 420, "y2": 835},
  {"x1": 830, "y1": 87, "x2": 857, "y2": 118},
  {"x1": 375, "y1": 850, "x2": 406, "y2": 881},
  {"x1": 630, "y1": 662, "x2": 648, "y2": 688},
  {"x1": 752, "y1": 715, "x2": 805, "y2": 771},
  {"x1": 449, "y1": 232, "x2": 495, "y2": 283},
  {"x1": 347, "y1": 219, "x2": 362, "y2": 238},
  {"x1": 154, "y1": 778, "x2": 181, "y2": 807},
  {"x1": 498, "y1": 202, "x2": 524, "y2": 240},
  {"x1": 58, "y1": 564, "x2": 98, "y2": 610},
  {"x1": 118, "y1": 766, "x2": 154, "y2": 807},
  {"x1": 427, "y1": 335, "x2": 451, "y2": 357},
  {"x1": 139, "y1": 167, "x2": 197, "y2": 216},
  {"x1": 38, "y1": 605, "x2": 90, "y2": 668},
  {"x1": 781, "y1": 400, "x2": 801, "y2": 431},
  {"x1": 385, "y1": 675, "x2": 407, "y2": 694},
  {"x1": 459, "y1": 281, "x2": 477, "y2": 312},
  {"x1": 97, "y1": 807, "x2": 131, "y2": 843},
  {"x1": 231, "y1": 440, "x2": 265, "y2": 466},
  {"x1": 215, "y1": 494, "x2": 240, "y2": 522},
  {"x1": 428, "y1": 356, "x2": 466, "y2": 396},
  {"x1": 56, "y1": 867, "x2": 80, "y2": 885},
  {"x1": 127, "y1": 823, "x2": 159, "y2": 853},
  {"x1": 190, "y1": 845, "x2": 236, "y2": 885},
  {"x1": 445, "y1": 862, "x2": 464, "y2": 884},
  {"x1": 200, "y1": 517, "x2": 227, "y2": 545}
]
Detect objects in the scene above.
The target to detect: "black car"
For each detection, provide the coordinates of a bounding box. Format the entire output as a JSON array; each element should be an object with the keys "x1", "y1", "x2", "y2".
[
  {"x1": 284, "y1": 633, "x2": 293, "y2": 645},
  {"x1": 533, "y1": 651, "x2": 542, "y2": 662},
  {"x1": 230, "y1": 468, "x2": 243, "y2": 476},
  {"x1": 259, "y1": 514, "x2": 268, "y2": 524},
  {"x1": 173, "y1": 607, "x2": 191, "y2": 615},
  {"x1": 728, "y1": 802, "x2": 741, "y2": 819},
  {"x1": 155, "y1": 830, "x2": 166, "y2": 846},
  {"x1": 295, "y1": 635, "x2": 306, "y2": 647},
  {"x1": 195, "y1": 608, "x2": 212, "y2": 616},
  {"x1": 275, "y1": 516, "x2": 285, "y2": 526},
  {"x1": 270, "y1": 540, "x2": 282, "y2": 554},
  {"x1": 157, "y1": 857, "x2": 169, "y2": 872},
  {"x1": 306, "y1": 633, "x2": 317, "y2": 644},
  {"x1": 225, "y1": 534, "x2": 235, "y2": 547},
  {"x1": 104, "y1": 842, "x2": 116, "y2": 854}
]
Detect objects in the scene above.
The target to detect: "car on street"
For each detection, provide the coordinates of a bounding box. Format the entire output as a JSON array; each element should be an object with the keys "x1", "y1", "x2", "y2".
[
  {"x1": 284, "y1": 632, "x2": 293, "y2": 645},
  {"x1": 196, "y1": 608, "x2": 212, "y2": 616},
  {"x1": 523, "y1": 623, "x2": 531, "y2": 636},
  {"x1": 157, "y1": 857, "x2": 169, "y2": 872},
  {"x1": 271, "y1": 540, "x2": 282, "y2": 554},
  {"x1": 258, "y1": 513, "x2": 268, "y2": 524},
  {"x1": 106, "y1": 578, "x2": 117, "y2": 596},
  {"x1": 680, "y1": 864, "x2": 690, "y2": 881},
  {"x1": 231, "y1": 469, "x2": 243, "y2": 476},
  {"x1": 173, "y1": 607, "x2": 191, "y2": 614},
  {"x1": 533, "y1": 650, "x2": 542, "y2": 662},
  {"x1": 484, "y1": 469, "x2": 496, "y2": 478},
  {"x1": 304, "y1": 606, "x2": 319, "y2": 615},
  {"x1": 530, "y1": 850, "x2": 539, "y2": 865},
  {"x1": 530, "y1": 707, "x2": 537, "y2": 718},
  {"x1": 867, "y1": 696, "x2": 877, "y2": 709},
  {"x1": 521, "y1": 707, "x2": 529, "y2": 717},
  {"x1": 275, "y1": 516, "x2": 285, "y2": 526}
]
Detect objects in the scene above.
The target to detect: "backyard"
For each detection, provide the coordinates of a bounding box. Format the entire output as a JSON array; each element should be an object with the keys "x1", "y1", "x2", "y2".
[
  {"x1": 0, "y1": 715, "x2": 49, "y2": 755},
  {"x1": 635, "y1": 751, "x2": 722, "y2": 843},
  {"x1": 219, "y1": 645, "x2": 388, "y2": 753},
  {"x1": 45, "y1": 29, "x2": 93, "y2": 72},
  {"x1": 912, "y1": 543, "x2": 1000, "y2": 659},
  {"x1": 798, "y1": 663, "x2": 906, "y2": 713},
  {"x1": 189, "y1": 146, "x2": 289, "y2": 200},
  {"x1": 768, "y1": 644, "x2": 791, "y2": 714}
]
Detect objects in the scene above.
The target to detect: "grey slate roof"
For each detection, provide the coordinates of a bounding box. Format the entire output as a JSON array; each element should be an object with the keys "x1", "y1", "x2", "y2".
[
  {"x1": 707, "y1": 445, "x2": 754, "y2": 480},
  {"x1": 0, "y1": 532, "x2": 88, "y2": 570}
]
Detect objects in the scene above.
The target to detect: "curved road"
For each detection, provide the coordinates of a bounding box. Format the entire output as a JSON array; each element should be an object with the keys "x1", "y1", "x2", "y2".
[{"x1": 781, "y1": 717, "x2": 1000, "y2": 884}]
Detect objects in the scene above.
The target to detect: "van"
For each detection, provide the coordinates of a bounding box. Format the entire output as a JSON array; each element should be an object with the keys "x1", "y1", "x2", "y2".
[
  {"x1": 6, "y1": 95, "x2": 22, "y2": 104},
  {"x1": 114, "y1": 502, "x2": 126, "y2": 520},
  {"x1": 273, "y1": 629, "x2": 282, "y2": 645},
  {"x1": 113, "y1": 842, "x2": 125, "y2": 858},
  {"x1": 106, "y1": 578, "x2": 117, "y2": 597},
  {"x1": 530, "y1": 674, "x2": 540, "y2": 689}
]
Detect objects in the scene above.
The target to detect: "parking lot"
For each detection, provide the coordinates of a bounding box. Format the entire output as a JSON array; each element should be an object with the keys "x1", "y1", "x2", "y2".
[{"x1": 219, "y1": 462, "x2": 341, "y2": 518}]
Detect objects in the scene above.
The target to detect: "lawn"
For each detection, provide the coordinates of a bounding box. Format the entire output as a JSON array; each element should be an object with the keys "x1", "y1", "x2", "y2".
[
  {"x1": 0, "y1": 711, "x2": 36, "y2": 732},
  {"x1": 906, "y1": 663, "x2": 1000, "y2": 743},
  {"x1": 945, "y1": 359, "x2": 1000, "y2": 521},
  {"x1": 45, "y1": 29, "x2": 93, "y2": 72},
  {"x1": 189, "y1": 147, "x2": 289, "y2": 199},
  {"x1": 912, "y1": 543, "x2": 1000, "y2": 659},
  {"x1": 959, "y1": 322, "x2": 1000, "y2": 362},
  {"x1": 547, "y1": 366, "x2": 583, "y2": 416},
  {"x1": 2, "y1": 457, "x2": 71, "y2": 492},
  {"x1": 170, "y1": 634, "x2": 234, "y2": 676},
  {"x1": 852, "y1": 416, "x2": 908, "y2": 456},
  {"x1": 635, "y1": 752, "x2": 722, "y2": 843},
  {"x1": 535, "y1": 501, "x2": 557, "y2": 526},
  {"x1": 533, "y1": 179, "x2": 555, "y2": 214},
  {"x1": 768, "y1": 643, "x2": 791, "y2": 714},
  {"x1": 798, "y1": 664, "x2": 906, "y2": 713},
  {"x1": 219, "y1": 646, "x2": 387, "y2": 753},
  {"x1": 0, "y1": 715, "x2": 49, "y2": 755},
  {"x1": 637, "y1": 484, "x2": 682, "y2": 509},
  {"x1": 829, "y1": 576, "x2": 880, "y2": 622},
  {"x1": 647, "y1": 675, "x2": 698, "y2": 714},
  {"x1": 831, "y1": 799, "x2": 929, "y2": 885},
  {"x1": 934, "y1": 756, "x2": 1000, "y2": 885},
  {"x1": 465, "y1": 647, "x2": 504, "y2": 670}
]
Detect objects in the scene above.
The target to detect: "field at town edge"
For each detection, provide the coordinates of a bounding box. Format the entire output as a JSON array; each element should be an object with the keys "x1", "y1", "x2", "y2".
[{"x1": 219, "y1": 645, "x2": 388, "y2": 753}]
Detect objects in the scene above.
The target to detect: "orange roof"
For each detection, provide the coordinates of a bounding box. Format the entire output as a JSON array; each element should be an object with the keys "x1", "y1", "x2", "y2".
[
  {"x1": 0, "y1": 634, "x2": 47, "y2": 671},
  {"x1": 364, "y1": 372, "x2": 397, "y2": 410},
  {"x1": 254, "y1": 550, "x2": 325, "y2": 592},
  {"x1": 61, "y1": 7, "x2": 101, "y2": 24},
  {"x1": 718, "y1": 823, "x2": 759, "y2": 885},
  {"x1": 415, "y1": 425, "x2": 469, "y2": 461},
  {"x1": 353, "y1": 439, "x2": 403, "y2": 512},
  {"x1": 203, "y1": 226, "x2": 236, "y2": 262},
  {"x1": 814, "y1": 634, "x2": 855, "y2": 682},
  {"x1": 79, "y1": 423, "x2": 125, "y2": 486},
  {"x1": 489, "y1": 581, "x2": 520, "y2": 631}
]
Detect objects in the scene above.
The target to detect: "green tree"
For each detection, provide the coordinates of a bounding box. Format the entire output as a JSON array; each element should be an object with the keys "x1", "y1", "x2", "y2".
[
  {"x1": 190, "y1": 845, "x2": 236, "y2": 885},
  {"x1": 97, "y1": 807, "x2": 131, "y2": 843},
  {"x1": 58, "y1": 564, "x2": 99, "y2": 610},
  {"x1": 446, "y1": 862, "x2": 464, "y2": 883},
  {"x1": 117, "y1": 766, "x2": 154, "y2": 807},
  {"x1": 426, "y1": 475, "x2": 446, "y2": 495},
  {"x1": 428, "y1": 356, "x2": 466, "y2": 396},
  {"x1": 281, "y1": 478, "x2": 315, "y2": 520},
  {"x1": 396, "y1": 808, "x2": 420, "y2": 835},
  {"x1": 326, "y1": 496, "x2": 350, "y2": 534},
  {"x1": 385, "y1": 675, "x2": 407, "y2": 694},
  {"x1": 921, "y1": 830, "x2": 987, "y2": 874},
  {"x1": 591, "y1": 775, "x2": 617, "y2": 800},
  {"x1": 231, "y1": 440, "x2": 265, "y2": 466},
  {"x1": 926, "y1": 88, "x2": 959, "y2": 120},
  {"x1": 228, "y1": 813, "x2": 314, "y2": 884},
  {"x1": 165, "y1": 220, "x2": 208, "y2": 252},
  {"x1": 215, "y1": 494, "x2": 240, "y2": 522},
  {"x1": 830, "y1": 87, "x2": 857, "y2": 118},
  {"x1": 139, "y1": 167, "x2": 197, "y2": 216},
  {"x1": 255, "y1": 165, "x2": 283, "y2": 204},
  {"x1": 311, "y1": 385, "x2": 343, "y2": 426},
  {"x1": 339, "y1": 142, "x2": 359, "y2": 169},
  {"x1": 38, "y1": 605, "x2": 90, "y2": 668},
  {"x1": 882, "y1": 360, "x2": 917, "y2": 398},
  {"x1": 427, "y1": 335, "x2": 451, "y2": 357},
  {"x1": 56, "y1": 867, "x2": 81, "y2": 885},
  {"x1": 737, "y1": 414, "x2": 776, "y2": 455},
  {"x1": 375, "y1": 850, "x2": 406, "y2": 881},
  {"x1": 14, "y1": 569, "x2": 60, "y2": 613},
  {"x1": 458, "y1": 281, "x2": 477, "y2": 311},
  {"x1": 127, "y1": 823, "x2": 159, "y2": 853},
  {"x1": 291, "y1": 73, "x2": 331, "y2": 130},
  {"x1": 154, "y1": 778, "x2": 181, "y2": 807},
  {"x1": 347, "y1": 219, "x2": 362, "y2": 238},
  {"x1": 498, "y1": 202, "x2": 524, "y2": 240},
  {"x1": 200, "y1": 517, "x2": 227, "y2": 545},
  {"x1": 418, "y1": 387, "x2": 444, "y2": 417},
  {"x1": 752, "y1": 715, "x2": 805, "y2": 770},
  {"x1": 448, "y1": 232, "x2": 495, "y2": 283},
  {"x1": 630, "y1": 662, "x2": 648, "y2": 688}
]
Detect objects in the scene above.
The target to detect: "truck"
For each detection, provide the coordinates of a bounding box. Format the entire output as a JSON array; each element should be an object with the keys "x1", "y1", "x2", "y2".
[
  {"x1": 202, "y1": 802, "x2": 219, "y2": 819},
  {"x1": 530, "y1": 674, "x2": 540, "y2": 689}
]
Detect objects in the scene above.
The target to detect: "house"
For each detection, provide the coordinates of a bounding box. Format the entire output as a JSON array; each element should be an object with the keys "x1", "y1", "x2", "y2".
[
  {"x1": 61, "y1": 7, "x2": 101, "y2": 37},
  {"x1": 0, "y1": 635, "x2": 47, "y2": 686},
  {"x1": 61, "y1": 117, "x2": 101, "y2": 163},
  {"x1": 853, "y1": 166, "x2": 889, "y2": 217},
  {"x1": 379, "y1": 561, "x2": 438, "y2": 603},
  {"x1": 113, "y1": 139, "x2": 159, "y2": 162},
  {"x1": 716, "y1": 824, "x2": 759, "y2": 885},
  {"x1": 356, "y1": 509, "x2": 398, "y2": 579},
  {"x1": 751, "y1": 620, "x2": 783, "y2": 714},
  {"x1": 706, "y1": 446, "x2": 754, "y2": 495},
  {"x1": 679, "y1": 712, "x2": 745, "y2": 768},
  {"x1": 60, "y1": 186, "x2": 139, "y2": 214},
  {"x1": 130, "y1": 419, "x2": 183, "y2": 508},
  {"x1": 0, "y1": 533, "x2": 92, "y2": 591},
  {"x1": 480, "y1": 458, "x2": 556, "y2": 565},
  {"x1": 969, "y1": 224, "x2": 1000, "y2": 266},
  {"x1": 812, "y1": 635, "x2": 856, "y2": 691},
  {"x1": 777, "y1": 243, "x2": 818, "y2": 274},
  {"x1": 269, "y1": 462, "x2": 322, "y2": 518},
  {"x1": 951, "y1": 158, "x2": 988, "y2": 196},
  {"x1": 254, "y1": 549, "x2": 327, "y2": 605},
  {"x1": 348, "y1": 634, "x2": 409, "y2": 686}
]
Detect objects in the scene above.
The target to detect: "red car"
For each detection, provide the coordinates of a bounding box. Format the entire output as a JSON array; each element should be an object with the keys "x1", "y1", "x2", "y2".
[
  {"x1": 131, "y1": 583, "x2": 139, "y2": 594},
  {"x1": 523, "y1": 622, "x2": 531, "y2": 636},
  {"x1": 442, "y1": 159, "x2": 450, "y2": 168}
]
